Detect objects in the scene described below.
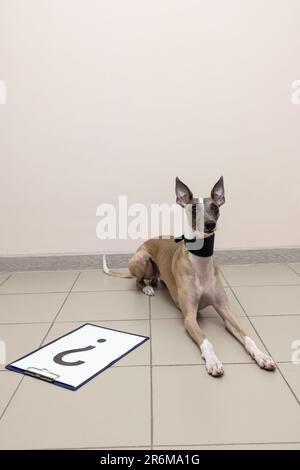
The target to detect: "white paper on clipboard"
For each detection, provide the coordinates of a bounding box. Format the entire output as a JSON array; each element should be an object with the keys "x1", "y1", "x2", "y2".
[{"x1": 7, "y1": 323, "x2": 149, "y2": 390}]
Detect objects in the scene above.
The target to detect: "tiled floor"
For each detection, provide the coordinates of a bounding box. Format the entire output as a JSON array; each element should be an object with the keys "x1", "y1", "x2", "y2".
[{"x1": 0, "y1": 264, "x2": 300, "y2": 450}]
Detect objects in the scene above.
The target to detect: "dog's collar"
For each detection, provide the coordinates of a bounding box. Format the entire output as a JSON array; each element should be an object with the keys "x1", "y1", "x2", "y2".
[{"x1": 175, "y1": 233, "x2": 215, "y2": 257}]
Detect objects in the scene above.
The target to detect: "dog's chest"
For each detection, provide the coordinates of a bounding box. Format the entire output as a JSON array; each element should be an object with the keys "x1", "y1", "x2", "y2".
[{"x1": 188, "y1": 254, "x2": 217, "y2": 295}]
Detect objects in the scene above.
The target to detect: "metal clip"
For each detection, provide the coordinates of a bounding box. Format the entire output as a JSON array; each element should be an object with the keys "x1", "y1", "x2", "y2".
[{"x1": 25, "y1": 367, "x2": 60, "y2": 383}]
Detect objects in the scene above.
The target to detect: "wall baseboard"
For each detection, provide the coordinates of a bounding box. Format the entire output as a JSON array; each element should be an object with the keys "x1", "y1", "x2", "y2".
[{"x1": 1, "y1": 248, "x2": 300, "y2": 272}]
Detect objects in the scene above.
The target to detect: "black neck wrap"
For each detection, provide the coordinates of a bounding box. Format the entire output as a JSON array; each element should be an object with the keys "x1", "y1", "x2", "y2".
[{"x1": 175, "y1": 233, "x2": 215, "y2": 257}]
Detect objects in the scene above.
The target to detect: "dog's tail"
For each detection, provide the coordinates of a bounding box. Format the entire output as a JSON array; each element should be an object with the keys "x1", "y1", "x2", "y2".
[{"x1": 102, "y1": 255, "x2": 133, "y2": 278}]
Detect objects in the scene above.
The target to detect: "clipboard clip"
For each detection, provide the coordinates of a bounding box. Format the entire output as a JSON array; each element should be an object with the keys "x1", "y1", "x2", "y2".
[{"x1": 25, "y1": 367, "x2": 60, "y2": 383}]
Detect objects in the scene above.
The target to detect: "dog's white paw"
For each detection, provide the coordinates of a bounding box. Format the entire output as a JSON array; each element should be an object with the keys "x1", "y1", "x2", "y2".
[
  {"x1": 142, "y1": 285, "x2": 155, "y2": 296},
  {"x1": 254, "y1": 352, "x2": 275, "y2": 371},
  {"x1": 206, "y1": 359, "x2": 224, "y2": 377},
  {"x1": 200, "y1": 339, "x2": 224, "y2": 377},
  {"x1": 245, "y1": 337, "x2": 275, "y2": 371}
]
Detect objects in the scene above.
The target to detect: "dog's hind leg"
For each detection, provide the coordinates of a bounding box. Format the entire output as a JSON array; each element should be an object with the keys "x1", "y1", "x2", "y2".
[{"x1": 128, "y1": 249, "x2": 159, "y2": 296}]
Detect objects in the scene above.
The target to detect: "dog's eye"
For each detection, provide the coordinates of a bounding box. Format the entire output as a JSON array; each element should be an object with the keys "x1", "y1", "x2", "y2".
[{"x1": 211, "y1": 203, "x2": 219, "y2": 212}]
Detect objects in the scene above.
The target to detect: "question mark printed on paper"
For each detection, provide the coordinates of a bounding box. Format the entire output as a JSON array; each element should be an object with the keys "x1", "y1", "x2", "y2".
[{"x1": 53, "y1": 338, "x2": 107, "y2": 366}]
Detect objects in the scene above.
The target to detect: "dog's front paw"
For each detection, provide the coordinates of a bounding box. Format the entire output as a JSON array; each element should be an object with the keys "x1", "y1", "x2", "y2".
[
  {"x1": 245, "y1": 337, "x2": 275, "y2": 371},
  {"x1": 200, "y1": 339, "x2": 224, "y2": 377},
  {"x1": 206, "y1": 359, "x2": 224, "y2": 377},
  {"x1": 142, "y1": 285, "x2": 155, "y2": 296},
  {"x1": 254, "y1": 353, "x2": 275, "y2": 371}
]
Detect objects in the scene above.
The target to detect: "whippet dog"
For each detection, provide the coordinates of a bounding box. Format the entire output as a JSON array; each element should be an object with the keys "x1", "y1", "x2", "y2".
[{"x1": 103, "y1": 177, "x2": 275, "y2": 377}]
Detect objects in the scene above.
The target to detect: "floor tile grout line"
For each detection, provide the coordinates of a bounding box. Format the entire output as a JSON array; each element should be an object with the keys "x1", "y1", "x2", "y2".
[
  {"x1": 0, "y1": 291, "x2": 73, "y2": 296},
  {"x1": 0, "y1": 365, "x2": 287, "y2": 377},
  {"x1": 0, "y1": 269, "x2": 84, "y2": 274},
  {"x1": 2, "y1": 283, "x2": 300, "y2": 296},
  {"x1": 219, "y1": 262, "x2": 300, "y2": 268},
  {"x1": 223, "y1": 272, "x2": 300, "y2": 406},
  {"x1": 151, "y1": 441, "x2": 300, "y2": 448},
  {"x1": 72, "y1": 271, "x2": 83, "y2": 288},
  {"x1": 2, "y1": 282, "x2": 300, "y2": 295},
  {"x1": 1, "y1": 360, "x2": 296, "y2": 372},
  {"x1": 150, "y1": 362, "x2": 292, "y2": 368},
  {"x1": 39, "y1": 272, "x2": 82, "y2": 345},
  {"x1": 0, "y1": 289, "x2": 137, "y2": 295},
  {"x1": 149, "y1": 295, "x2": 153, "y2": 451},
  {"x1": 0, "y1": 273, "x2": 82, "y2": 423},
  {"x1": 287, "y1": 264, "x2": 300, "y2": 277},
  {"x1": 274, "y1": 360, "x2": 300, "y2": 364},
  {"x1": 0, "y1": 319, "x2": 150, "y2": 325},
  {"x1": 44, "y1": 445, "x2": 151, "y2": 450},
  {"x1": 0, "y1": 321, "x2": 60, "y2": 325},
  {"x1": 3, "y1": 311, "x2": 300, "y2": 327},
  {"x1": 219, "y1": 282, "x2": 300, "y2": 288},
  {"x1": 72, "y1": 289, "x2": 137, "y2": 293},
  {"x1": 273, "y1": 364, "x2": 300, "y2": 405},
  {"x1": 30, "y1": 440, "x2": 300, "y2": 450},
  {"x1": 0, "y1": 273, "x2": 12, "y2": 288},
  {"x1": 5, "y1": 311, "x2": 300, "y2": 328},
  {"x1": 150, "y1": 313, "x2": 300, "y2": 320},
  {"x1": 0, "y1": 376, "x2": 25, "y2": 422},
  {"x1": 230, "y1": 284, "x2": 300, "y2": 291}
]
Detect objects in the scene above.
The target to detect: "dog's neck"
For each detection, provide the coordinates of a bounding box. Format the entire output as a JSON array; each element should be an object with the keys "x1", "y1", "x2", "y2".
[{"x1": 175, "y1": 233, "x2": 215, "y2": 258}]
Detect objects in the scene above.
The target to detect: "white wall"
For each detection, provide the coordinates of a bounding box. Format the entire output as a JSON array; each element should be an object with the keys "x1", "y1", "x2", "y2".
[{"x1": 0, "y1": 0, "x2": 300, "y2": 256}]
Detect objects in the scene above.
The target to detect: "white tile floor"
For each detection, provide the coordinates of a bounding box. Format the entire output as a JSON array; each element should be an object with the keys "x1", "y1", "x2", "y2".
[{"x1": 0, "y1": 264, "x2": 300, "y2": 449}]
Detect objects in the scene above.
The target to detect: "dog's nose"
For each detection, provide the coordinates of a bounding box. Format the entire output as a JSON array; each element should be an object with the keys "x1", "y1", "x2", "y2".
[{"x1": 205, "y1": 221, "x2": 216, "y2": 231}]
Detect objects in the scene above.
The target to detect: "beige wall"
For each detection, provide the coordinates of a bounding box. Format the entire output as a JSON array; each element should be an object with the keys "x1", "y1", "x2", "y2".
[{"x1": 0, "y1": 0, "x2": 300, "y2": 256}]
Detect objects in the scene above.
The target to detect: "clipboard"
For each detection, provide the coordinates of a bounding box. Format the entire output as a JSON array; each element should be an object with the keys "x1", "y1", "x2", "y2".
[{"x1": 6, "y1": 323, "x2": 149, "y2": 391}]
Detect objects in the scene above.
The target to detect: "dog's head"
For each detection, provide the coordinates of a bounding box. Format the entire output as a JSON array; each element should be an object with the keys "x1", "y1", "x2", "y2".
[{"x1": 175, "y1": 176, "x2": 225, "y2": 235}]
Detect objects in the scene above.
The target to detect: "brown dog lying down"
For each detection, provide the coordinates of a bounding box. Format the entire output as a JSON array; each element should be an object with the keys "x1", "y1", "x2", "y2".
[{"x1": 103, "y1": 177, "x2": 275, "y2": 377}]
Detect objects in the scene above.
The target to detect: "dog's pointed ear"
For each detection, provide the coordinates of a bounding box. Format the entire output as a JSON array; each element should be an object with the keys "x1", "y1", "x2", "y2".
[
  {"x1": 211, "y1": 176, "x2": 225, "y2": 206},
  {"x1": 175, "y1": 177, "x2": 193, "y2": 207}
]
